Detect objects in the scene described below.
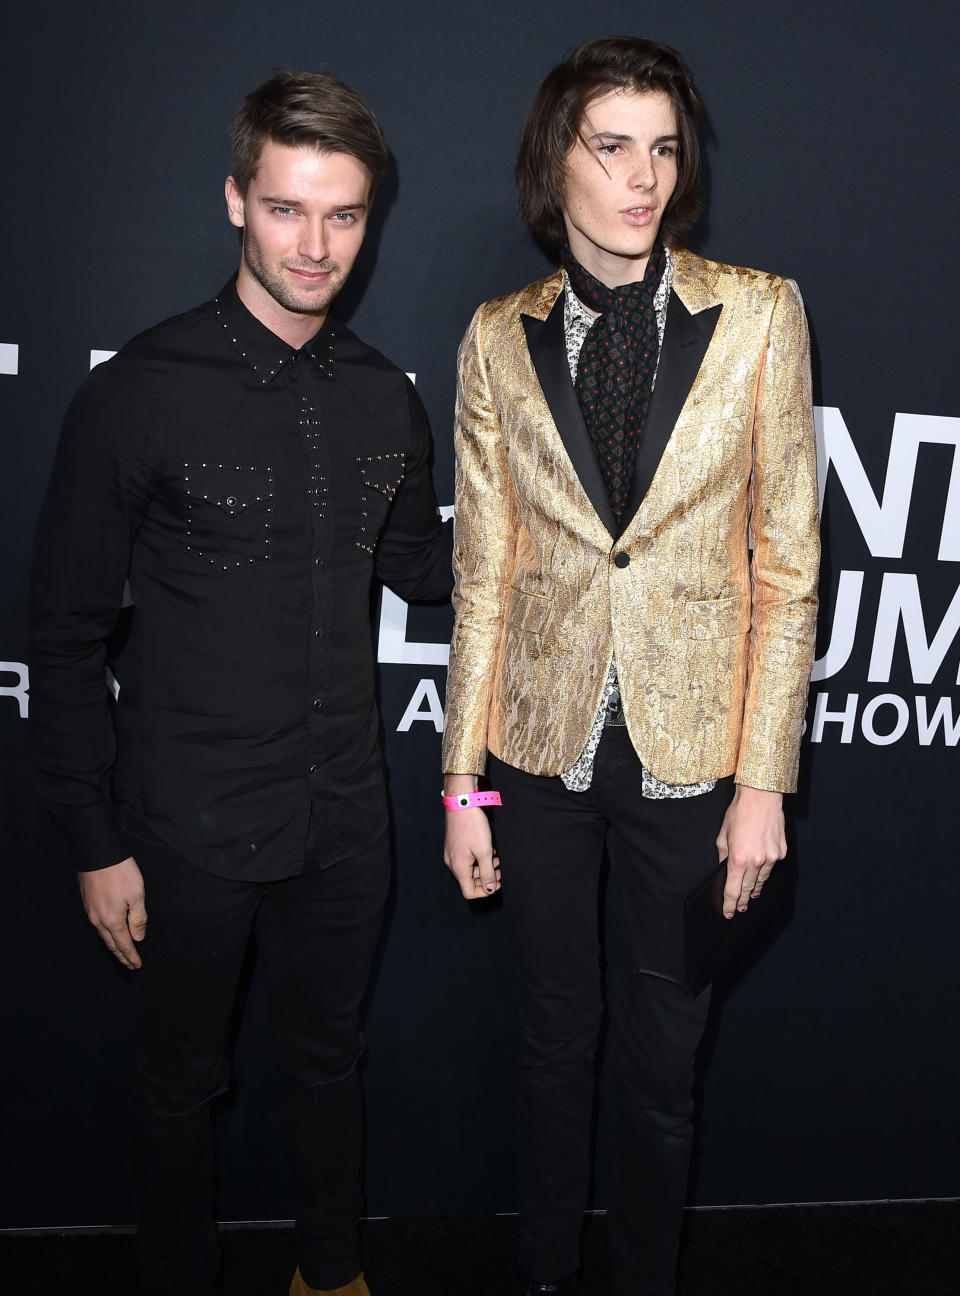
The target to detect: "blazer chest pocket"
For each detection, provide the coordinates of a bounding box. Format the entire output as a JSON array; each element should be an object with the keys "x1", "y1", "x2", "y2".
[
  {"x1": 183, "y1": 463, "x2": 274, "y2": 571},
  {"x1": 684, "y1": 595, "x2": 750, "y2": 639}
]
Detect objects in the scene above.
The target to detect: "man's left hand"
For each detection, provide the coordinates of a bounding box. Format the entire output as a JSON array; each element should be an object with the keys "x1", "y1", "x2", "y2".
[{"x1": 716, "y1": 785, "x2": 786, "y2": 919}]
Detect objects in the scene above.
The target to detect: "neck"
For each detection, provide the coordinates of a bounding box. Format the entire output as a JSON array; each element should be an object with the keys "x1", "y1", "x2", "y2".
[{"x1": 235, "y1": 264, "x2": 328, "y2": 350}]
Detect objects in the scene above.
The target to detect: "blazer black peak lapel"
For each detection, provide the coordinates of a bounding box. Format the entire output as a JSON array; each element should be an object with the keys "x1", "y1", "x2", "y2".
[
  {"x1": 521, "y1": 294, "x2": 618, "y2": 538},
  {"x1": 617, "y1": 291, "x2": 723, "y2": 537}
]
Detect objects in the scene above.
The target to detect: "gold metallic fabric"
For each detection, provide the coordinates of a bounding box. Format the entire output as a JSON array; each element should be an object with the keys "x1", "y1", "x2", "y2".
[{"x1": 442, "y1": 250, "x2": 820, "y2": 794}]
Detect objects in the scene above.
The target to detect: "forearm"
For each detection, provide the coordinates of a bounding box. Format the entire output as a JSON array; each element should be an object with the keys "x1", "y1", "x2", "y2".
[{"x1": 29, "y1": 630, "x2": 130, "y2": 870}]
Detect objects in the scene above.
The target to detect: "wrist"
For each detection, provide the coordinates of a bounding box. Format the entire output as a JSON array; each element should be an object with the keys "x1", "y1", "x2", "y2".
[
  {"x1": 441, "y1": 789, "x2": 501, "y2": 810},
  {"x1": 733, "y1": 783, "x2": 783, "y2": 806},
  {"x1": 443, "y1": 773, "x2": 478, "y2": 797}
]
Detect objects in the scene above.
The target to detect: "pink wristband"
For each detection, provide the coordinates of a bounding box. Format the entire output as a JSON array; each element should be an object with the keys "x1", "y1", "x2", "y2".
[{"x1": 441, "y1": 790, "x2": 502, "y2": 810}]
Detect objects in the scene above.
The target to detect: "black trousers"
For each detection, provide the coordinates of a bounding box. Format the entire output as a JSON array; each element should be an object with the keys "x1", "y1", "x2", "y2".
[
  {"x1": 489, "y1": 727, "x2": 732, "y2": 1296},
  {"x1": 126, "y1": 819, "x2": 390, "y2": 1296}
]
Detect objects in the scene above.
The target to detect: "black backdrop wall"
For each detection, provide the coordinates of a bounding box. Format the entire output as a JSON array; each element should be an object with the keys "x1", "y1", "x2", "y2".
[{"x1": 2, "y1": 0, "x2": 958, "y2": 1228}]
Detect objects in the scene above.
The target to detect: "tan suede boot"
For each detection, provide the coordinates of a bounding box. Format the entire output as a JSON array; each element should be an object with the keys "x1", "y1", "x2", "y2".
[{"x1": 289, "y1": 1266, "x2": 371, "y2": 1296}]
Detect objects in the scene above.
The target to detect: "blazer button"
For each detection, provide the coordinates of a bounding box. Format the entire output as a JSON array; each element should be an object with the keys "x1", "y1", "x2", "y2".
[{"x1": 613, "y1": 551, "x2": 631, "y2": 568}]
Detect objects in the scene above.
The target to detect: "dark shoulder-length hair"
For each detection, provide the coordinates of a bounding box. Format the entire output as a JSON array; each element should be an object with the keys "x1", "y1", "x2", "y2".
[{"x1": 516, "y1": 36, "x2": 705, "y2": 251}]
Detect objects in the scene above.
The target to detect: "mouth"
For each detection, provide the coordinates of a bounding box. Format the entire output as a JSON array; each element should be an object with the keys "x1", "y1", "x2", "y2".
[
  {"x1": 619, "y1": 205, "x2": 659, "y2": 228},
  {"x1": 287, "y1": 266, "x2": 335, "y2": 284}
]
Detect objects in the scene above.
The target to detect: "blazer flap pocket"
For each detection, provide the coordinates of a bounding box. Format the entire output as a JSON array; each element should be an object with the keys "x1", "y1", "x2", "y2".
[
  {"x1": 506, "y1": 587, "x2": 554, "y2": 635},
  {"x1": 684, "y1": 595, "x2": 750, "y2": 640}
]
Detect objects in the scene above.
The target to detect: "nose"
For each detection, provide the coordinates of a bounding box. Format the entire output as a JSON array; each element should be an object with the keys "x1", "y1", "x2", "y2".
[
  {"x1": 299, "y1": 218, "x2": 329, "y2": 264},
  {"x1": 629, "y1": 152, "x2": 656, "y2": 191}
]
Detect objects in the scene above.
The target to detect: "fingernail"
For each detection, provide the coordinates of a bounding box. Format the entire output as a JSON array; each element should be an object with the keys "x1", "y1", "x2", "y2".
[{"x1": 485, "y1": 884, "x2": 496, "y2": 893}]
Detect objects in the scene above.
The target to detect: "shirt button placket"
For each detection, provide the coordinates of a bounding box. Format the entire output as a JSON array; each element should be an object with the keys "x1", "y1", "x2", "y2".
[{"x1": 299, "y1": 354, "x2": 331, "y2": 788}]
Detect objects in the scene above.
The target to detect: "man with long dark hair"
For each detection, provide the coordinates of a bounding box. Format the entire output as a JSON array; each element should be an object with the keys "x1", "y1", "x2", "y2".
[
  {"x1": 31, "y1": 71, "x2": 451, "y2": 1296},
  {"x1": 442, "y1": 36, "x2": 819, "y2": 1296}
]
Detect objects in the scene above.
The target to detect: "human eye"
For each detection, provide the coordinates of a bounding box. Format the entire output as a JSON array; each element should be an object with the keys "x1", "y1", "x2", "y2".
[
  {"x1": 272, "y1": 205, "x2": 297, "y2": 217},
  {"x1": 597, "y1": 142, "x2": 623, "y2": 157},
  {"x1": 330, "y1": 211, "x2": 357, "y2": 224},
  {"x1": 654, "y1": 144, "x2": 676, "y2": 158}
]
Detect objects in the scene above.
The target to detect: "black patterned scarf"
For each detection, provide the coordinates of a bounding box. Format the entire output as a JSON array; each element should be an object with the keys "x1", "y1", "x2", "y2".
[{"x1": 560, "y1": 240, "x2": 667, "y2": 519}]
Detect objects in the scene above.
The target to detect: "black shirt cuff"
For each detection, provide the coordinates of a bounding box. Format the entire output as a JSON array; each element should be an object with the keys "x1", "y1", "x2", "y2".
[{"x1": 50, "y1": 801, "x2": 131, "y2": 873}]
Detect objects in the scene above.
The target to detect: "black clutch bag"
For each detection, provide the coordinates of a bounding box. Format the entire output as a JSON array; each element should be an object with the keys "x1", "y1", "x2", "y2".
[{"x1": 682, "y1": 855, "x2": 798, "y2": 996}]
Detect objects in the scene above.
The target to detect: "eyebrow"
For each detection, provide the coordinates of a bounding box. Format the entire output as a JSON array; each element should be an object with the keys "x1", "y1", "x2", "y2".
[
  {"x1": 585, "y1": 132, "x2": 680, "y2": 145},
  {"x1": 258, "y1": 196, "x2": 367, "y2": 212}
]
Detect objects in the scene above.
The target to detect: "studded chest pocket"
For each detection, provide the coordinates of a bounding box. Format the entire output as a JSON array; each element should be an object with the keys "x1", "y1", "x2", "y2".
[
  {"x1": 182, "y1": 462, "x2": 274, "y2": 571},
  {"x1": 354, "y1": 452, "x2": 406, "y2": 556}
]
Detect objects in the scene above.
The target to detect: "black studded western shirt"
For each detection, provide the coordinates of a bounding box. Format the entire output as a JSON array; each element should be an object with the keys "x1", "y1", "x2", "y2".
[{"x1": 30, "y1": 279, "x2": 452, "y2": 880}]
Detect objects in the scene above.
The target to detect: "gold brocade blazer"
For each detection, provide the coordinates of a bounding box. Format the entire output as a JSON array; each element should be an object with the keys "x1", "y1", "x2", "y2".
[{"x1": 441, "y1": 250, "x2": 820, "y2": 793}]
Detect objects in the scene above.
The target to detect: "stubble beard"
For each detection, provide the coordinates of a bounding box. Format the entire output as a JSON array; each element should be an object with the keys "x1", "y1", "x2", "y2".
[{"x1": 243, "y1": 235, "x2": 343, "y2": 318}]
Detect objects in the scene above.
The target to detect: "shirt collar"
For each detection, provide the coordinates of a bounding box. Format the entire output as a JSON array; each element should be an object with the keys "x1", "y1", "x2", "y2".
[
  {"x1": 213, "y1": 277, "x2": 337, "y2": 385},
  {"x1": 563, "y1": 282, "x2": 598, "y2": 331}
]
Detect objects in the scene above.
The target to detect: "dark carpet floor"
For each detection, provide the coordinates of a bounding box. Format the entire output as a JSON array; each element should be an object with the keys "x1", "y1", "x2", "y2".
[{"x1": 2, "y1": 1201, "x2": 959, "y2": 1295}]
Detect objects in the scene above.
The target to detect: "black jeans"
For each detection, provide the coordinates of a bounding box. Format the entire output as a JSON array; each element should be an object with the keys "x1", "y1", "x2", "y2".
[
  {"x1": 489, "y1": 727, "x2": 732, "y2": 1296},
  {"x1": 127, "y1": 820, "x2": 390, "y2": 1296}
]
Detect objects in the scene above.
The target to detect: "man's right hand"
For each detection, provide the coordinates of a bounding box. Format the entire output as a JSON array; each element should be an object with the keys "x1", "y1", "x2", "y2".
[
  {"x1": 78, "y1": 857, "x2": 147, "y2": 970},
  {"x1": 443, "y1": 774, "x2": 501, "y2": 900}
]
